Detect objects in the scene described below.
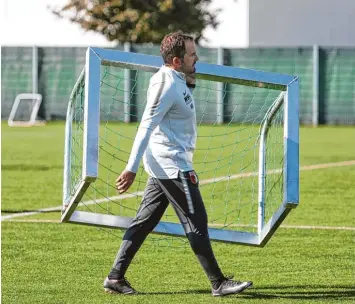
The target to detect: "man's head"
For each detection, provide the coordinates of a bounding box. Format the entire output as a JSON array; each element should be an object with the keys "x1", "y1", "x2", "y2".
[{"x1": 160, "y1": 31, "x2": 199, "y2": 75}]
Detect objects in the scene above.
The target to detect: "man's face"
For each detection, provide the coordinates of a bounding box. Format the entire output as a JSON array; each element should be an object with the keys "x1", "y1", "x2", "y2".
[{"x1": 181, "y1": 40, "x2": 199, "y2": 75}]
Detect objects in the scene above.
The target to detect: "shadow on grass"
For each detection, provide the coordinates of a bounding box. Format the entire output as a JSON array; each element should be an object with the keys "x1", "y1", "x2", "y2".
[
  {"x1": 1, "y1": 209, "x2": 60, "y2": 214},
  {"x1": 137, "y1": 289, "x2": 211, "y2": 295},
  {"x1": 241, "y1": 285, "x2": 355, "y2": 300},
  {"x1": 2, "y1": 164, "x2": 63, "y2": 171},
  {"x1": 139, "y1": 285, "x2": 355, "y2": 300}
]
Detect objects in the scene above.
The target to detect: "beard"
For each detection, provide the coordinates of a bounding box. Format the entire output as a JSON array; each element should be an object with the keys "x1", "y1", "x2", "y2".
[{"x1": 182, "y1": 64, "x2": 195, "y2": 75}]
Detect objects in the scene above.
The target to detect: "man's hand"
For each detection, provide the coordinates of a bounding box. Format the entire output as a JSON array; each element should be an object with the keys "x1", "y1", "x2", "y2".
[{"x1": 115, "y1": 170, "x2": 136, "y2": 194}]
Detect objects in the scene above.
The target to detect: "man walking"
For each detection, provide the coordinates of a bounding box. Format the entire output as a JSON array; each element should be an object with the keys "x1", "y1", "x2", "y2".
[{"x1": 104, "y1": 31, "x2": 253, "y2": 297}]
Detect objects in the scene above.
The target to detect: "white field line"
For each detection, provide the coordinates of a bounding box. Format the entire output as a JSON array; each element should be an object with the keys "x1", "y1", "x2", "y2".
[
  {"x1": 2, "y1": 159, "x2": 355, "y2": 222},
  {"x1": 208, "y1": 223, "x2": 355, "y2": 231},
  {"x1": 5, "y1": 219, "x2": 355, "y2": 231}
]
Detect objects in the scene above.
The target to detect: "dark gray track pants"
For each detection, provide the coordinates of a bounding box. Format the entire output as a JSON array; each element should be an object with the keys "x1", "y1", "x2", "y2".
[{"x1": 111, "y1": 171, "x2": 224, "y2": 281}]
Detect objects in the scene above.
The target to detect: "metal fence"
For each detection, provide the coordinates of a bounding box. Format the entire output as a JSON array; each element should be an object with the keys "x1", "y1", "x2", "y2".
[{"x1": 1, "y1": 45, "x2": 354, "y2": 125}]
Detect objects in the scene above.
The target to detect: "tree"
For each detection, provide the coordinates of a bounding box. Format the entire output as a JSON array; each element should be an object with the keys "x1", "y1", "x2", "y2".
[{"x1": 52, "y1": 0, "x2": 221, "y2": 44}]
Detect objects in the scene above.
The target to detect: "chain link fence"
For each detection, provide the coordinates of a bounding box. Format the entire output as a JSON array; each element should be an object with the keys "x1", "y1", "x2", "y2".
[{"x1": 1, "y1": 45, "x2": 354, "y2": 125}]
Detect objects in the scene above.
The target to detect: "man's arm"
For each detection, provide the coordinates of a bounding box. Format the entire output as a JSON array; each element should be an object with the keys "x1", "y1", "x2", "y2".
[{"x1": 116, "y1": 78, "x2": 175, "y2": 193}]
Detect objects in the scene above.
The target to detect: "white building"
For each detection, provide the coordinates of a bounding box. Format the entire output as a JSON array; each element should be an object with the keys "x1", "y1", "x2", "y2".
[{"x1": 203, "y1": 0, "x2": 355, "y2": 47}]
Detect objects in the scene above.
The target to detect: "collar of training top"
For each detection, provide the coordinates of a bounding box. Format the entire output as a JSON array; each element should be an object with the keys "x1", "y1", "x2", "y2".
[{"x1": 162, "y1": 65, "x2": 186, "y2": 81}]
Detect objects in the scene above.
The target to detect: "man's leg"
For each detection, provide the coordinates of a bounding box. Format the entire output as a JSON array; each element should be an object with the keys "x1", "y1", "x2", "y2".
[
  {"x1": 105, "y1": 177, "x2": 169, "y2": 292},
  {"x1": 157, "y1": 171, "x2": 252, "y2": 296},
  {"x1": 157, "y1": 172, "x2": 224, "y2": 282}
]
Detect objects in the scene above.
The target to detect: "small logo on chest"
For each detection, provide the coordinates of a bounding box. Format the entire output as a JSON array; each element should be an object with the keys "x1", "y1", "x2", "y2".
[{"x1": 183, "y1": 91, "x2": 193, "y2": 109}]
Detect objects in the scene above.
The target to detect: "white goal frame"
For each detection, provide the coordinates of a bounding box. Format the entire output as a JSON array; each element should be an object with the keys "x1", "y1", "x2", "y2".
[
  {"x1": 61, "y1": 47, "x2": 299, "y2": 247},
  {"x1": 8, "y1": 93, "x2": 44, "y2": 127}
]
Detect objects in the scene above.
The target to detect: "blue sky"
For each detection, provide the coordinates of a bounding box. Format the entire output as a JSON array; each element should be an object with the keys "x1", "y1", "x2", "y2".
[{"x1": 1, "y1": 0, "x2": 245, "y2": 47}]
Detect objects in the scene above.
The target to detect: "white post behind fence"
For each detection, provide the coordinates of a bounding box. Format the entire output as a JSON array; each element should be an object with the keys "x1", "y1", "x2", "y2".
[
  {"x1": 216, "y1": 47, "x2": 224, "y2": 124},
  {"x1": 124, "y1": 42, "x2": 132, "y2": 123},
  {"x1": 32, "y1": 46, "x2": 38, "y2": 94},
  {"x1": 312, "y1": 44, "x2": 319, "y2": 126}
]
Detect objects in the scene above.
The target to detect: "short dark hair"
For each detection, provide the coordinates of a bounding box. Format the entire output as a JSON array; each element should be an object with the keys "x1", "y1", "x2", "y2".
[{"x1": 160, "y1": 31, "x2": 194, "y2": 64}]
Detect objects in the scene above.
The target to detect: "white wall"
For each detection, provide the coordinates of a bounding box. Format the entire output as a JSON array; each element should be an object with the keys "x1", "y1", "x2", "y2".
[{"x1": 249, "y1": 0, "x2": 355, "y2": 47}]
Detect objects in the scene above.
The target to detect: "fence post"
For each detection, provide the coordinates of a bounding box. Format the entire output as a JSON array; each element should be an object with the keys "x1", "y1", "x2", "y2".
[
  {"x1": 124, "y1": 42, "x2": 132, "y2": 123},
  {"x1": 216, "y1": 47, "x2": 224, "y2": 124},
  {"x1": 32, "y1": 46, "x2": 38, "y2": 94},
  {"x1": 312, "y1": 44, "x2": 319, "y2": 126}
]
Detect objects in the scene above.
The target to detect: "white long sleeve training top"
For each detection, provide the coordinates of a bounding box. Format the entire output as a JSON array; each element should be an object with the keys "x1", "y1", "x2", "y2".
[{"x1": 125, "y1": 65, "x2": 197, "y2": 179}]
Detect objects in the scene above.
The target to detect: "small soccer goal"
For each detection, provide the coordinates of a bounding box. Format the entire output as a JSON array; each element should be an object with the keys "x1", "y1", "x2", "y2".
[
  {"x1": 8, "y1": 93, "x2": 45, "y2": 127},
  {"x1": 61, "y1": 47, "x2": 299, "y2": 247}
]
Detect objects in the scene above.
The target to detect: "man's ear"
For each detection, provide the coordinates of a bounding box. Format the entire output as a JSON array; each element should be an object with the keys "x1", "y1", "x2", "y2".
[{"x1": 172, "y1": 57, "x2": 182, "y2": 67}]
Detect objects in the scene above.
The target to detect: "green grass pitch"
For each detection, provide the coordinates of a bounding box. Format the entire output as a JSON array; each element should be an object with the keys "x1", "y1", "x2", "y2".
[{"x1": 2, "y1": 122, "x2": 355, "y2": 303}]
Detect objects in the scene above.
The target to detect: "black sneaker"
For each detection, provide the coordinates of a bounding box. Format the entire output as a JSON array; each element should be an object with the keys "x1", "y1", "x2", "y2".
[
  {"x1": 212, "y1": 278, "x2": 253, "y2": 296},
  {"x1": 103, "y1": 277, "x2": 137, "y2": 295}
]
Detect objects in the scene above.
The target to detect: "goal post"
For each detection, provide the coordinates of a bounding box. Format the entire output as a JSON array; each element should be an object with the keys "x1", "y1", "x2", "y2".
[
  {"x1": 62, "y1": 47, "x2": 299, "y2": 247},
  {"x1": 8, "y1": 93, "x2": 45, "y2": 127}
]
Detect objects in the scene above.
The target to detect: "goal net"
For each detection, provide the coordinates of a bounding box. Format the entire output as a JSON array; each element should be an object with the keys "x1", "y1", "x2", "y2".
[
  {"x1": 8, "y1": 93, "x2": 45, "y2": 127},
  {"x1": 62, "y1": 48, "x2": 299, "y2": 247}
]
